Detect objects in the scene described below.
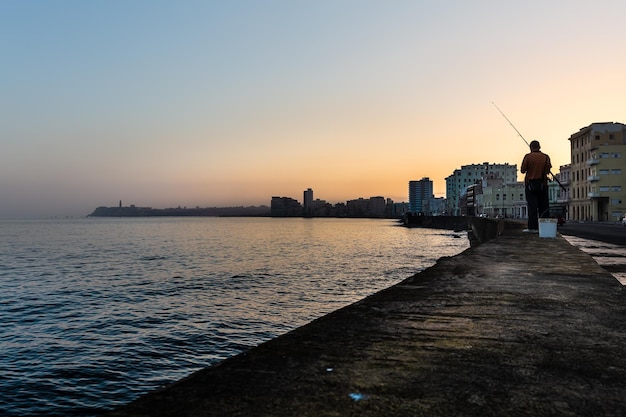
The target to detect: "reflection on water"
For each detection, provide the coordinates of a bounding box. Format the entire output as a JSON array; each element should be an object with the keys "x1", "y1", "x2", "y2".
[{"x1": 0, "y1": 217, "x2": 469, "y2": 416}]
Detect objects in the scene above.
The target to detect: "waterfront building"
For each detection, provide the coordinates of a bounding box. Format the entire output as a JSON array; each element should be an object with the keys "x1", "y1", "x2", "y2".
[
  {"x1": 346, "y1": 196, "x2": 386, "y2": 217},
  {"x1": 480, "y1": 176, "x2": 526, "y2": 218},
  {"x1": 303, "y1": 188, "x2": 313, "y2": 216},
  {"x1": 387, "y1": 200, "x2": 408, "y2": 218},
  {"x1": 310, "y1": 198, "x2": 326, "y2": 215},
  {"x1": 430, "y1": 197, "x2": 446, "y2": 215},
  {"x1": 408, "y1": 178, "x2": 433, "y2": 214},
  {"x1": 569, "y1": 122, "x2": 626, "y2": 221},
  {"x1": 369, "y1": 196, "x2": 386, "y2": 217},
  {"x1": 346, "y1": 198, "x2": 368, "y2": 217},
  {"x1": 464, "y1": 183, "x2": 480, "y2": 216},
  {"x1": 270, "y1": 196, "x2": 302, "y2": 217},
  {"x1": 445, "y1": 162, "x2": 518, "y2": 215}
]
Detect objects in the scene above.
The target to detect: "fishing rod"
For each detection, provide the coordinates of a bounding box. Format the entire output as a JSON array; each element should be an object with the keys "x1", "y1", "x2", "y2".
[
  {"x1": 491, "y1": 102, "x2": 530, "y2": 147},
  {"x1": 491, "y1": 102, "x2": 566, "y2": 193}
]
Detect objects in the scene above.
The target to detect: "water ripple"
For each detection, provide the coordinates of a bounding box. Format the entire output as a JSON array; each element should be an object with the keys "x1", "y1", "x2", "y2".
[{"x1": 0, "y1": 217, "x2": 468, "y2": 416}]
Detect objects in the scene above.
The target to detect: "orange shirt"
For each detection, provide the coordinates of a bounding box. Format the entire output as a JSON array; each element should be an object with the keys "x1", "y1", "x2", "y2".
[{"x1": 521, "y1": 151, "x2": 551, "y2": 183}]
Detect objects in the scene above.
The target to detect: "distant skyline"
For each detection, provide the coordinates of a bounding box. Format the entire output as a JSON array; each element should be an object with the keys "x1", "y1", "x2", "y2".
[{"x1": 2, "y1": 1, "x2": 626, "y2": 218}]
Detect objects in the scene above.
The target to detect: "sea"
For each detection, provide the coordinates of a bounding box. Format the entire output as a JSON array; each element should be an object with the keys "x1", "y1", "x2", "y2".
[{"x1": 0, "y1": 217, "x2": 470, "y2": 416}]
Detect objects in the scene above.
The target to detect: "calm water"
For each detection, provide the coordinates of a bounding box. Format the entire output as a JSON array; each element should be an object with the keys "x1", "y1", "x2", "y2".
[{"x1": 0, "y1": 217, "x2": 469, "y2": 416}]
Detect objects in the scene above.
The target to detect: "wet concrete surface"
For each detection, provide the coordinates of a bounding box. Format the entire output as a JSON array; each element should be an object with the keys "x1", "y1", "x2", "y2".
[
  {"x1": 105, "y1": 227, "x2": 626, "y2": 417},
  {"x1": 562, "y1": 235, "x2": 626, "y2": 285},
  {"x1": 559, "y1": 222, "x2": 626, "y2": 285}
]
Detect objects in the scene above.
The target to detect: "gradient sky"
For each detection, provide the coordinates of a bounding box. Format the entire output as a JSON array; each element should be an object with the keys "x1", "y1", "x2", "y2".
[{"x1": 2, "y1": 1, "x2": 626, "y2": 218}]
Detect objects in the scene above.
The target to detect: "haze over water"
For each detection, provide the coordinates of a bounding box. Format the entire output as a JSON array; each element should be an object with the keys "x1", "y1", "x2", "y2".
[{"x1": 0, "y1": 217, "x2": 469, "y2": 416}]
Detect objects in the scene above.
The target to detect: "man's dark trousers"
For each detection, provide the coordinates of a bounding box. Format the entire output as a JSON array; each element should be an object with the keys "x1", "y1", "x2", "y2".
[{"x1": 525, "y1": 187, "x2": 549, "y2": 230}]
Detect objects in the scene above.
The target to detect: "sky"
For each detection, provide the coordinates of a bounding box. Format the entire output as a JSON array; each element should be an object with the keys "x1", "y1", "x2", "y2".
[{"x1": 2, "y1": 1, "x2": 626, "y2": 218}]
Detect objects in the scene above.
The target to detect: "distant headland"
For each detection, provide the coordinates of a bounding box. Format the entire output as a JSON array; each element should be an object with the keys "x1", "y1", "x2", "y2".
[
  {"x1": 89, "y1": 195, "x2": 409, "y2": 219},
  {"x1": 89, "y1": 203, "x2": 271, "y2": 217}
]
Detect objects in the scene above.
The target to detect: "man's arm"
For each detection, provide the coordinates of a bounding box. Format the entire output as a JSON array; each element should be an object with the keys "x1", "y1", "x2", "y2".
[{"x1": 521, "y1": 155, "x2": 528, "y2": 174}]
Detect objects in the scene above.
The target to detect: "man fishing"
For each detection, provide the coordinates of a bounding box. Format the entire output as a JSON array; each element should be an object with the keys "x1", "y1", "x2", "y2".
[{"x1": 521, "y1": 140, "x2": 552, "y2": 232}]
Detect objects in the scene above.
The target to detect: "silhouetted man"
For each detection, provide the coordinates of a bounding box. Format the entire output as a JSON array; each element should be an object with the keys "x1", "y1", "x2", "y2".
[{"x1": 521, "y1": 140, "x2": 551, "y2": 232}]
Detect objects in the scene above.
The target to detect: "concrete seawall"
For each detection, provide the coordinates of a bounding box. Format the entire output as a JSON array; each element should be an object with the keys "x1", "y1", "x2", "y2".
[
  {"x1": 403, "y1": 215, "x2": 520, "y2": 245},
  {"x1": 106, "y1": 221, "x2": 626, "y2": 417}
]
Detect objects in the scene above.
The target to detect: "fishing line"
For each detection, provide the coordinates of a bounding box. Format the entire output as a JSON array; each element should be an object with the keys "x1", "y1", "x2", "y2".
[
  {"x1": 491, "y1": 102, "x2": 530, "y2": 147},
  {"x1": 491, "y1": 102, "x2": 566, "y2": 192}
]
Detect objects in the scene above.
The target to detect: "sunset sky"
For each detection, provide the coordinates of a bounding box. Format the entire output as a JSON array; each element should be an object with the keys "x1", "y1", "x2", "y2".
[{"x1": 2, "y1": 1, "x2": 626, "y2": 218}]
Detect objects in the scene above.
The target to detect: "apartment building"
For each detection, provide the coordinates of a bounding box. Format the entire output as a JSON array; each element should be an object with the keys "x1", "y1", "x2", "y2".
[
  {"x1": 479, "y1": 176, "x2": 526, "y2": 218},
  {"x1": 346, "y1": 196, "x2": 386, "y2": 217},
  {"x1": 569, "y1": 122, "x2": 626, "y2": 221},
  {"x1": 445, "y1": 163, "x2": 518, "y2": 215},
  {"x1": 408, "y1": 178, "x2": 433, "y2": 214},
  {"x1": 303, "y1": 188, "x2": 314, "y2": 216}
]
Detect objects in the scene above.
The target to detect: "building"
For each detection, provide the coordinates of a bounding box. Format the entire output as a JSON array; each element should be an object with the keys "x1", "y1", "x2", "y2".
[
  {"x1": 480, "y1": 177, "x2": 526, "y2": 218},
  {"x1": 346, "y1": 196, "x2": 386, "y2": 217},
  {"x1": 369, "y1": 196, "x2": 386, "y2": 217},
  {"x1": 459, "y1": 162, "x2": 569, "y2": 221},
  {"x1": 430, "y1": 197, "x2": 447, "y2": 216},
  {"x1": 270, "y1": 197, "x2": 302, "y2": 217},
  {"x1": 551, "y1": 164, "x2": 571, "y2": 206},
  {"x1": 445, "y1": 163, "x2": 518, "y2": 215},
  {"x1": 303, "y1": 188, "x2": 313, "y2": 216},
  {"x1": 408, "y1": 178, "x2": 433, "y2": 214},
  {"x1": 547, "y1": 164, "x2": 570, "y2": 220},
  {"x1": 465, "y1": 183, "x2": 481, "y2": 216},
  {"x1": 387, "y1": 199, "x2": 409, "y2": 218},
  {"x1": 569, "y1": 122, "x2": 626, "y2": 221}
]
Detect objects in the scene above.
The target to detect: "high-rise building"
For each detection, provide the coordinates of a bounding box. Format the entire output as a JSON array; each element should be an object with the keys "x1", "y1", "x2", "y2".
[
  {"x1": 408, "y1": 178, "x2": 433, "y2": 214},
  {"x1": 569, "y1": 122, "x2": 626, "y2": 221},
  {"x1": 303, "y1": 188, "x2": 313, "y2": 216}
]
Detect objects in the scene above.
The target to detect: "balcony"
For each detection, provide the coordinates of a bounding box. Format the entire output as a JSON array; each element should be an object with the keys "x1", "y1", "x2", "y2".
[
  {"x1": 588, "y1": 192, "x2": 600, "y2": 198},
  {"x1": 587, "y1": 158, "x2": 599, "y2": 165},
  {"x1": 587, "y1": 175, "x2": 600, "y2": 182}
]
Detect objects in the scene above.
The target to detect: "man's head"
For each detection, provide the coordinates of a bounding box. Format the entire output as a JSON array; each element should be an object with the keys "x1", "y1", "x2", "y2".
[{"x1": 530, "y1": 140, "x2": 541, "y2": 151}]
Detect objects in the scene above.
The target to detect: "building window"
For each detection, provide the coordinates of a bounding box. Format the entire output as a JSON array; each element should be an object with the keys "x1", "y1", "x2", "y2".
[
  {"x1": 612, "y1": 186, "x2": 622, "y2": 192},
  {"x1": 613, "y1": 153, "x2": 622, "y2": 158},
  {"x1": 600, "y1": 169, "x2": 610, "y2": 175},
  {"x1": 612, "y1": 169, "x2": 622, "y2": 175},
  {"x1": 600, "y1": 186, "x2": 610, "y2": 192}
]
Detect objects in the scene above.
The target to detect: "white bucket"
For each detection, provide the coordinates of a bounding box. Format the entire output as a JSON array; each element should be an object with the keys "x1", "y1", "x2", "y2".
[{"x1": 538, "y1": 218, "x2": 557, "y2": 238}]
